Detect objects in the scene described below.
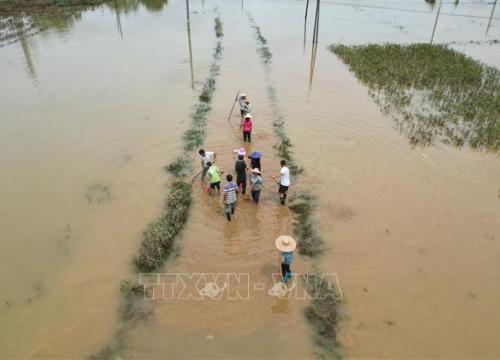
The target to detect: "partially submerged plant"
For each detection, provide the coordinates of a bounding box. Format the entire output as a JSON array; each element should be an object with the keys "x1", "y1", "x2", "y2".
[
  {"x1": 84, "y1": 183, "x2": 111, "y2": 204},
  {"x1": 330, "y1": 43, "x2": 500, "y2": 151},
  {"x1": 304, "y1": 273, "x2": 341, "y2": 356},
  {"x1": 134, "y1": 181, "x2": 192, "y2": 272},
  {"x1": 248, "y1": 15, "x2": 273, "y2": 65},
  {"x1": 289, "y1": 192, "x2": 324, "y2": 256},
  {"x1": 214, "y1": 17, "x2": 223, "y2": 38},
  {"x1": 165, "y1": 156, "x2": 191, "y2": 177},
  {"x1": 118, "y1": 280, "x2": 152, "y2": 322},
  {"x1": 90, "y1": 14, "x2": 225, "y2": 360}
]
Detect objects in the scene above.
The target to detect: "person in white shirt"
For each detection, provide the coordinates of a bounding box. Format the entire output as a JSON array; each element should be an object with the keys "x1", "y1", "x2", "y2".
[
  {"x1": 272, "y1": 160, "x2": 290, "y2": 205},
  {"x1": 198, "y1": 149, "x2": 216, "y2": 182},
  {"x1": 242, "y1": 100, "x2": 252, "y2": 116},
  {"x1": 237, "y1": 93, "x2": 247, "y2": 117}
]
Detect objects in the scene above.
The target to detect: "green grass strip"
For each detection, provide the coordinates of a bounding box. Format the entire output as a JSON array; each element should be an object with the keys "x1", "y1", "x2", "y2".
[{"x1": 330, "y1": 43, "x2": 500, "y2": 151}]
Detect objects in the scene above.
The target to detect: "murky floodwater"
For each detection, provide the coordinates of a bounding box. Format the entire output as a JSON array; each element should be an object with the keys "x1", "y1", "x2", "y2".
[{"x1": 1, "y1": 0, "x2": 499, "y2": 358}]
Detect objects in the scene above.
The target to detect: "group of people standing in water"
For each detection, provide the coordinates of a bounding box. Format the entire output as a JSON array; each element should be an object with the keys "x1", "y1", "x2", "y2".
[
  {"x1": 197, "y1": 92, "x2": 296, "y2": 284},
  {"x1": 197, "y1": 93, "x2": 291, "y2": 222}
]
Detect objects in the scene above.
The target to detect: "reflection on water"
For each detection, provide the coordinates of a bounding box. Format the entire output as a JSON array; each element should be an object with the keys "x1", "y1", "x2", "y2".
[
  {"x1": 0, "y1": 0, "x2": 169, "y2": 81},
  {"x1": 185, "y1": 0, "x2": 195, "y2": 89},
  {"x1": 114, "y1": 0, "x2": 124, "y2": 39},
  {"x1": 109, "y1": 0, "x2": 168, "y2": 13},
  {"x1": 430, "y1": 0, "x2": 443, "y2": 43},
  {"x1": 308, "y1": 0, "x2": 320, "y2": 90},
  {"x1": 0, "y1": 0, "x2": 169, "y2": 45},
  {"x1": 486, "y1": 0, "x2": 498, "y2": 36}
]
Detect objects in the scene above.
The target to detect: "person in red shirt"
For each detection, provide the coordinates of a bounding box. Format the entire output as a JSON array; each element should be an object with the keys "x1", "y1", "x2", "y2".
[{"x1": 241, "y1": 114, "x2": 253, "y2": 142}]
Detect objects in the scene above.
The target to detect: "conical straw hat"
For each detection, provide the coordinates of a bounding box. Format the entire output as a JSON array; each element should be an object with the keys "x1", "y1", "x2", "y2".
[{"x1": 275, "y1": 235, "x2": 297, "y2": 252}]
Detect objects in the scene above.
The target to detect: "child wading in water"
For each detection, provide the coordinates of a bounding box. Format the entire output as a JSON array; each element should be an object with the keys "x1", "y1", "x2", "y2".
[
  {"x1": 223, "y1": 174, "x2": 239, "y2": 221},
  {"x1": 206, "y1": 161, "x2": 222, "y2": 196},
  {"x1": 249, "y1": 168, "x2": 263, "y2": 204},
  {"x1": 275, "y1": 235, "x2": 296, "y2": 283},
  {"x1": 241, "y1": 114, "x2": 252, "y2": 142}
]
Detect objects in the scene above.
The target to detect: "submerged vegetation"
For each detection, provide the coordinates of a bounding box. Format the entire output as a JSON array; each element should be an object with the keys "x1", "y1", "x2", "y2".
[
  {"x1": 304, "y1": 273, "x2": 341, "y2": 356},
  {"x1": 165, "y1": 155, "x2": 191, "y2": 177},
  {"x1": 247, "y1": 12, "x2": 339, "y2": 356},
  {"x1": 133, "y1": 181, "x2": 192, "y2": 272},
  {"x1": 330, "y1": 43, "x2": 500, "y2": 151},
  {"x1": 248, "y1": 14, "x2": 272, "y2": 64},
  {"x1": 136, "y1": 16, "x2": 224, "y2": 272},
  {"x1": 0, "y1": 0, "x2": 106, "y2": 14},
  {"x1": 289, "y1": 193, "x2": 325, "y2": 257},
  {"x1": 214, "y1": 16, "x2": 223, "y2": 38},
  {"x1": 247, "y1": 13, "x2": 303, "y2": 176},
  {"x1": 89, "y1": 16, "x2": 224, "y2": 359}
]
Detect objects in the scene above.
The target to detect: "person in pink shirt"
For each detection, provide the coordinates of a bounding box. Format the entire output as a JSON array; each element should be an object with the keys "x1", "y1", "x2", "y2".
[{"x1": 241, "y1": 114, "x2": 253, "y2": 142}]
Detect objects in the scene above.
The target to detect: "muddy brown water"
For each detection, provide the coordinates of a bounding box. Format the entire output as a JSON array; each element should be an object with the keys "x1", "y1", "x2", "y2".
[{"x1": 1, "y1": 0, "x2": 499, "y2": 358}]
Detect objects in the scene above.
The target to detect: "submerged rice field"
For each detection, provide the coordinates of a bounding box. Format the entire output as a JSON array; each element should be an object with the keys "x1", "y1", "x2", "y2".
[
  {"x1": 330, "y1": 43, "x2": 500, "y2": 151},
  {"x1": 0, "y1": 0, "x2": 499, "y2": 358}
]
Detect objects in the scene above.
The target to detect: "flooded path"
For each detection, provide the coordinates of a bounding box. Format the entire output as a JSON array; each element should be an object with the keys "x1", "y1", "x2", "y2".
[{"x1": 1, "y1": 0, "x2": 499, "y2": 358}]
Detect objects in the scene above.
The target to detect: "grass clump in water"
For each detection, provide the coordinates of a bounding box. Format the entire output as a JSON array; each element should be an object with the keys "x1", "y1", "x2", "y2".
[
  {"x1": 134, "y1": 181, "x2": 192, "y2": 272},
  {"x1": 330, "y1": 43, "x2": 500, "y2": 151},
  {"x1": 118, "y1": 280, "x2": 152, "y2": 322},
  {"x1": 304, "y1": 273, "x2": 341, "y2": 356},
  {"x1": 214, "y1": 16, "x2": 223, "y2": 38},
  {"x1": 247, "y1": 15, "x2": 272, "y2": 65},
  {"x1": 289, "y1": 192, "x2": 324, "y2": 256},
  {"x1": 165, "y1": 156, "x2": 191, "y2": 177}
]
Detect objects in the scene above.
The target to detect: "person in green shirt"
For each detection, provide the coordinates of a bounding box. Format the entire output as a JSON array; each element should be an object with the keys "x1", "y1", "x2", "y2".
[{"x1": 206, "y1": 161, "x2": 223, "y2": 195}]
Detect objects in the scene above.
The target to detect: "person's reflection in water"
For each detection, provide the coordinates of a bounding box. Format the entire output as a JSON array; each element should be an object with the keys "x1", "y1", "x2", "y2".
[{"x1": 271, "y1": 297, "x2": 290, "y2": 314}]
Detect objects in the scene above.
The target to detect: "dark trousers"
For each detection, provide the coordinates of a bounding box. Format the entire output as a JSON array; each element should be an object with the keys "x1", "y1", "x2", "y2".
[
  {"x1": 251, "y1": 189, "x2": 261, "y2": 204},
  {"x1": 281, "y1": 263, "x2": 292, "y2": 282},
  {"x1": 236, "y1": 175, "x2": 246, "y2": 194},
  {"x1": 243, "y1": 131, "x2": 251, "y2": 142}
]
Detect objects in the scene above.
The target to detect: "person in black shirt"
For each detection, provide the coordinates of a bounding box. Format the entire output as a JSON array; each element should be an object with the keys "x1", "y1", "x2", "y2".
[
  {"x1": 234, "y1": 154, "x2": 247, "y2": 195},
  {"x1": 248, "y1": 151, "x2": 262, "y2": 172}
]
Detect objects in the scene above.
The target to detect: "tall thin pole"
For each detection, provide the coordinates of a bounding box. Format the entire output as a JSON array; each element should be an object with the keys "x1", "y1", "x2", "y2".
[
  {"x1": 430, "y1": 0, "x2": 443, "y2": 44},
  {"x1": 303, "y1": 18, "x2": 307, "y2": 53},
  {"x1": 114, "y1": 1, "x2": 123, "y2": 40},
  {"x1": 486, "y1": 0, "x2": 498, "y2": 36},
  {"x1": 305, "y1": 0, "x2": 310, "y2": 20},
  {"x1": 312, "y1": 0, "x2": 320, "y2": 44},
  {"x1": 185, "y1": 0, "x2": 195, "y2": 90},
  {"x1": 309, "y1": 0, "x2": 320, "y2": 90}
]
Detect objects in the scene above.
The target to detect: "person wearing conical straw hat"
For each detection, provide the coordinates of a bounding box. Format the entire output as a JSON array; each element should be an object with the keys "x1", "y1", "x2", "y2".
[
  {"x1": 275, "y1": 235, "x2": 296, "y2": 283},
  {"x1": 249, "y1": 168, "x2": 264, "y2": 204}
]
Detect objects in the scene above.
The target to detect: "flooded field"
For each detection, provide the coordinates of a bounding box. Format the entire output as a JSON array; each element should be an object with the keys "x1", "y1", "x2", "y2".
[{"x1": 1, "y1": 0, "x2": 499, "y2": 358}]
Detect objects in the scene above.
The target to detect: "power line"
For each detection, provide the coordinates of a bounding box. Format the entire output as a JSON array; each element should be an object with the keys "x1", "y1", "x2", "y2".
[{"x1": 318, "y1": 0, "x2": 500, "y2": 20}]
